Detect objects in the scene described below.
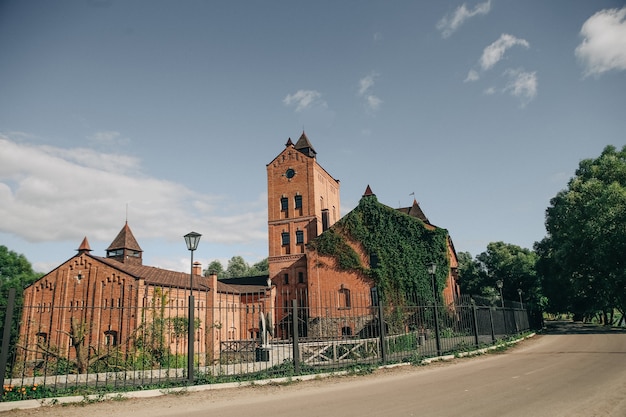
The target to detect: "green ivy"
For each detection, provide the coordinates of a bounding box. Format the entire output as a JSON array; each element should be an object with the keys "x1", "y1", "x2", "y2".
[{"x1": 308, "y1": 195, "x2": 449, "y2": 303}]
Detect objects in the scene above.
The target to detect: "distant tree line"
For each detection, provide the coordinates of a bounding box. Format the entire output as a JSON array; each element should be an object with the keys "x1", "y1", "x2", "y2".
[{"x1": 203, "y1": 256, "x2": 268, "y2": 279}]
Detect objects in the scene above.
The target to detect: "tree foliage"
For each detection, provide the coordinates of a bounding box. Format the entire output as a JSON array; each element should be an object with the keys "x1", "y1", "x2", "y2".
[
  {"x1": 536, "y1": 145, "x2": 626, "y2": 321},
  {"x1": 0, "y1": 246, "x2": 43, "y2": 371},
  {"x1": 459, "y1": 243, "x2": 541, "y2": 307},
  {"x1": 204, "y1": 256, "x2": 269, "y2": 279}
]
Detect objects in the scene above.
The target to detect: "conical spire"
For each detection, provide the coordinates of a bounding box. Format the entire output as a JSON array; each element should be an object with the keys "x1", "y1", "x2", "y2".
[
  {"x1": 294, "y1": 131, "x2": 316, "y2": 157},
  {"x1": 363, "y1": 185, "x2": 375, "y2": 197},
  {"x1": 106, "y1": 222, "x2": 143, "y2": 265},
  {"x1": 77, "y1": 236, "x2": 92, "y2": 253},
  {"x1": 107, "y1": 221, "x2": 142, "y2": 252}
]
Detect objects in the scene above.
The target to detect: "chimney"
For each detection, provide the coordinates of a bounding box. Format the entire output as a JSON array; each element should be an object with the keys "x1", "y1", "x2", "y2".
[{"x1": 192, "y1": 261, "x2": 202, "y2": 276}]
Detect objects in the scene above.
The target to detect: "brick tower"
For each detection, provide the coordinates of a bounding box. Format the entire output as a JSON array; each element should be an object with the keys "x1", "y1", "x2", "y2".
[{"x1": 266, "y1": 133, "x2": 340, "y2": 318}]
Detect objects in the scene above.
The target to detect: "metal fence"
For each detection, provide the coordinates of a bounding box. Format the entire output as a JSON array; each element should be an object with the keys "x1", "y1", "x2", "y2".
[{"x1": 1, "y1": 286, "x2": 529, "y2": 402}]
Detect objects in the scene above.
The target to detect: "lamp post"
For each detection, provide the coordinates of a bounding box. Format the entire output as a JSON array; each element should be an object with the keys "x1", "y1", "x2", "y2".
[
  {"x1": 517, "y1": 288, "x2": 523, "y2": 309},
  {"x1": 496, "y1": 279, "x2": 507, "y2": 336},
  {"x1": 429, "y1": 262, "x2": 441, "y2": 356},
  {"x1": 184, "y1": 231, "x2": 201, "y2": 382},
  {"x1": 496, "y1": 280, "x2": 504, "y2": 308}
]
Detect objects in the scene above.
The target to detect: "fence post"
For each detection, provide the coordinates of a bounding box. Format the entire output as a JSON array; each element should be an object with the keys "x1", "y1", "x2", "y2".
[
  {"x1": 373, "y1": 289, "x2": 387, "y2": 363},
  {"x1": 291, "y1": 299, "x2": 300, "y2": 374},
  {"x1": 471, "y1": 303, "x2": 480, "y2": 348},
  {"x1": 0, "y1": 288, "x2": 16, "y2": 385},
  {"x1": 489, "y1": 307, "x2": 496, "y2": 342},
  {"x1": 433, "y1": 301, "x2": 442, "y2": 357}
]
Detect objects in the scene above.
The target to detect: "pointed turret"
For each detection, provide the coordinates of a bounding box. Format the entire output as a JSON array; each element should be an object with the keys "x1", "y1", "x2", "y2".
[
  {"x1": 77, "y1": 236, "x2": 92, "y2": 254},
  {"x1": 106, "y1": 222, "x2": 143, "y2": 265},
  {"x1": 398, "y1": 199, "x2": 430, "y2": 224},
  {"x1": 363, "y1": 185, "x2": 375, "y2": 197},
  {"x1": 294, "y1": 131, "x2": 316, "y2": 158}
]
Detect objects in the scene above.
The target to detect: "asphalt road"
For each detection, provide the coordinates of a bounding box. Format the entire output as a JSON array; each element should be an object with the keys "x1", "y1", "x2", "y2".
[{"x1": 10, "y1": 321, "x2": 626, "y2": 417}]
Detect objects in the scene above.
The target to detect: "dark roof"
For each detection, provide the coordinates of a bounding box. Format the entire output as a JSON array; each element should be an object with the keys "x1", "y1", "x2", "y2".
[
  {"x1": 294, "y1": 131, "x2": 316, "y2": 157},
  {"x1": 106, "y1": 222, "x2": 143, "y2": 252},
  {"x1": 92, "y1": 255, "x2": 253, "y2": 294},
  {"x1": 397, "y1": 199, "x2": 430, "y2": 224},
  {"x1": 218, "y1": 275, "x2": 270, "y2": 294}
]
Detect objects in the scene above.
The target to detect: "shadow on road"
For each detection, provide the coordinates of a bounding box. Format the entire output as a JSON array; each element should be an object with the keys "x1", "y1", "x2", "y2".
[{"x1": 543, "y1": 320, "x2": 626, "y2": 335}]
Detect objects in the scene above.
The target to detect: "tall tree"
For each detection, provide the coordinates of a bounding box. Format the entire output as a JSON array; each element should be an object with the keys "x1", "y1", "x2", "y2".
[
  {"x1": 457, "y1": 251, "x2": 486, "y2": 297},
  {"x1": 536, "y1": 145, "x2": 626, "y2": 322},
  {"x1": 225, "y1": 256, "x2": 251, "y2": 278},
  {"x1": 0, "y1": 246, "x2": 43, "y2": 372},
  {"x1": 250, "y1": 258, "x2": 269, "y2": 276},
  {"x1": 458, "y1": 243, "x2": 541, "y2": 308},
  {"x1": 204, "y1": 260, "x2": 225, "y2": 278}
]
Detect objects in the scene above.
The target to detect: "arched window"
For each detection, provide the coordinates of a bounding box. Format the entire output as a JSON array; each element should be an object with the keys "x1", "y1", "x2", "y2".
[
  {"x1": 36, "y1": 332, "x2": 48, "y2": 345},
  {"x1": 104, "y1": 330, "x2": 118, "y2": 346},
  {"x1": 339, "y1": 286, "x2": 351, "y2": 309}
]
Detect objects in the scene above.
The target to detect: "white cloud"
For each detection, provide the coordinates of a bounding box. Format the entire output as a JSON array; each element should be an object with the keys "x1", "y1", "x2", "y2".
[
  {"x1": 465, "y1": 69, "x2": 480, "y2": 82},
  {"x1": 437, "y1": 0, "x2": 491, "y2": 38},
  {"x1": 283, "y1": 90, "x2": 326, "y2": 112},
  {"x1": 575, "y1": 6, "x2": 626, "y2": 76},
  {"x1": 359, "y1": 74, "x2": 376, "y2": 96},
  {"x1": 503, "y1": 68, "x2": 538, "y2": 105},
  {"x1": 480, "y1": 34, "x2": 529, "y2": 71},
  {"x1": 0, "y1": 135, "x2": 266, "y2": 245},
  {"x1": 358, "y1": 72, "x2": 382, "y2": 112},
  {"x1": 365, "y1": 95, "x2": 383, "y2": 111}
]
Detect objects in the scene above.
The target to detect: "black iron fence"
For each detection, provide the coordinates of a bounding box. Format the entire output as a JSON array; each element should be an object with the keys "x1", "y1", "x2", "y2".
[{"x1": 1, "y1": 287, "x2": 529, "y2": 402}]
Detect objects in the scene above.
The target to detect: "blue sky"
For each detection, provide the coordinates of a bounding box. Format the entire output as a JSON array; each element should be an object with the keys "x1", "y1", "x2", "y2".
[{"x1": 1, "y1": 0, "x2": 625, "y2": 274}]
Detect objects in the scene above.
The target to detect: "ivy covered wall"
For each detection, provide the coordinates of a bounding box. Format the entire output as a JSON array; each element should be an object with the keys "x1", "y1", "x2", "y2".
[{"x1": 307, "y1": 194, "x2": 450, "y2": 304}]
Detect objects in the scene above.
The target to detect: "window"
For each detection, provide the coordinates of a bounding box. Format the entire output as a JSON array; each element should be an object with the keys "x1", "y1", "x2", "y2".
[
  {"x1": 294, "y1": 195, "x2": 302, "y2": 209},
  {"x1": 104, "y1": 330, "x2": 118, "y2": 346},
  {"x1": 298, "y1": 271, "x2": 305, "y2": 283},
  {"x1": 280, "y1": 197, "x2": 288, "y2": 211},
  {"x1": 341, "y1": 326, "x2": 352, "y2": 337},
  {"x1": 36, "y1": 332, "x2": 47, "y2": 345},
  {"x1": 339, "y1": 287, "x2": 351, "y2": 309},
  {"x1": 296, "y1": 230, "x2": 304, "y2": 244},
  {"x1": 107, "y1": 249, "x2": 123, "y2": 257},
  {"x1": 283, "y1": 273, "x2": 289, "y2": 284},
  {"x1": 281, "y1": 232, "x2": 290, "y2": 245}
]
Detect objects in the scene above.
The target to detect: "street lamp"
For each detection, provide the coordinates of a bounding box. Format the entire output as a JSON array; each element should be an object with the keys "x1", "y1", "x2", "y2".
[
  {"x1": 496, "y1": 280, "x2": 504, "y2": 308},
  {"x1": 517, "y1": 288, "x2": 523, "y2": 309},
  {"x1": 184, "y1": 231, "x2": 201, "y2": 382},
  {"x1": 428, "y1": 262, "x2": 441, "y2": 356}
]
